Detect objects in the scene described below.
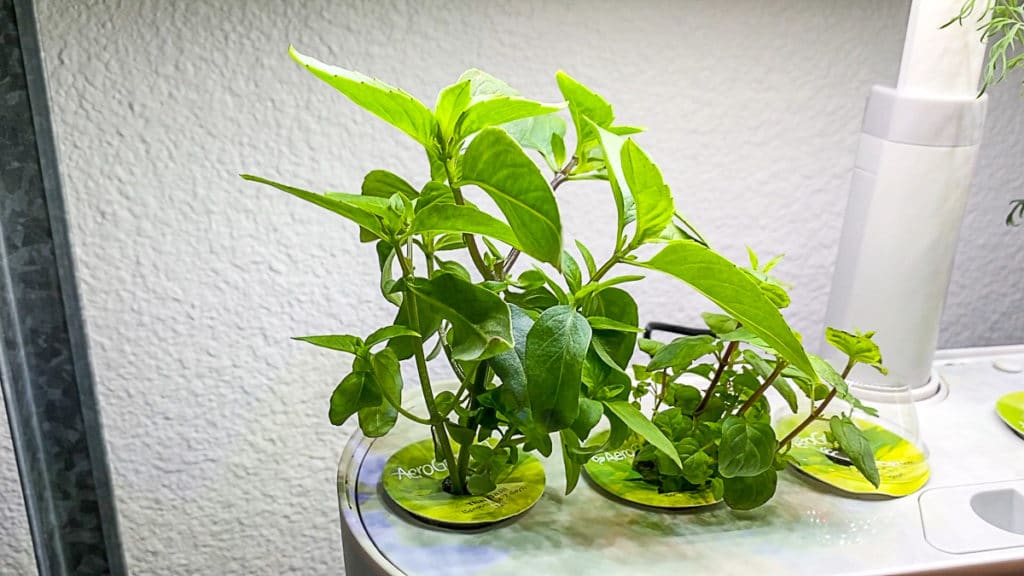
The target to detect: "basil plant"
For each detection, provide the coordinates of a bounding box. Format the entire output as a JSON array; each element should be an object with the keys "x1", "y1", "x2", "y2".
[{"x1": 244, "y1": 46, "x2": 881, "y2": 503}]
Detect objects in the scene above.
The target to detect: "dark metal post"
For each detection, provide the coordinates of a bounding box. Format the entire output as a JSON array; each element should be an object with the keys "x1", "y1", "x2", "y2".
[{"x1": 0, "y1": 0, "x2": 126, "y2": 574}]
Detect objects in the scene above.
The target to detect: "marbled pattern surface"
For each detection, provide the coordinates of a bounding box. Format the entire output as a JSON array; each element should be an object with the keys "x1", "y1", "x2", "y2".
[
  {"x1": 1, "y1": 0, "x2": 119, "y2": 573},
  {"x1": 19, "y1": 1, "x2": 1024, "y2": 574}
]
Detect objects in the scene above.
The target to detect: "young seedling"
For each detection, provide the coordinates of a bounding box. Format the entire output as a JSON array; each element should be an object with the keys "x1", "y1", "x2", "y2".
[{"x1": 245, "y1": 47, "x2": 881, "y2": 512}]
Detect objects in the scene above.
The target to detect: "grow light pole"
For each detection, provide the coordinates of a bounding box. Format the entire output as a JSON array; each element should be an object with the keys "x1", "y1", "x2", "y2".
[{"x1": 823, "y1": 0, "x2": 989, "y2": 396}]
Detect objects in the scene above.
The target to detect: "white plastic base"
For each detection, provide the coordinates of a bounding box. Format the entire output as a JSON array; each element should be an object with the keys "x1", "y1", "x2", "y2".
[{"x1": 920, "y1": 480, "x2": 1024, "y2": 554}]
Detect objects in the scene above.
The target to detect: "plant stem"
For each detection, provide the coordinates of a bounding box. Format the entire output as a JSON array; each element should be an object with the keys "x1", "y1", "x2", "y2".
[
  {"x1": 778, "y1": 359, "x2": 856, "y2": 449},
  {"x1": 501, "y1": 157, "x2": 578, "y2": 277},
  {"x1": 695, "y1": 341, "x2": 739, "y2": 414},
  {"x1": 653, "y1": 370, "x2": 668, "y2": 412},
  {"x1": 395, "y1": 245, "x2": 466, "y2": 494},
  {"x1": 443, "y1": 160, "x2": 492, "y2": 281},
  {"x1": 453, "y1": 363, "x2": 489, "y2": 489},
  {"x1": 736, "y1": 361, "x2": 787, "y2": 416}
]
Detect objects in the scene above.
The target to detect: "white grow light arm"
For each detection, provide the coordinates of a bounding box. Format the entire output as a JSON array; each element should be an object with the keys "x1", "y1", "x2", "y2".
[{"x1": 823, "y1": 0, "x2": 989, "y2": 393}]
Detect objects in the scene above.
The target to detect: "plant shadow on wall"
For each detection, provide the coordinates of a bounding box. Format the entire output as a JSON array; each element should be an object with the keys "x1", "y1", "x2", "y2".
[{"x1": 242, "y1": 45, "x2": 884, "y2": 525}]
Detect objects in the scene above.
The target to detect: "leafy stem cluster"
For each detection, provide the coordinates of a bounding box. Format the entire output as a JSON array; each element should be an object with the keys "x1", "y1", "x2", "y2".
[
  {"x1": 628, "y1": 252, "x2": 888, "y2": 509},
  {"x1": 245, "y1": 46, "x2": 884, "y2": 506},
  {"x1": 946, "y1": 1, "x2": 1024, "y2": 225}
]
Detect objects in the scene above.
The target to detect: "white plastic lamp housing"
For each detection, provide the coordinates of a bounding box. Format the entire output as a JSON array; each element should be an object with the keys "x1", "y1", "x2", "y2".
[{"x1": 824, "y1": 86, "x2": 987, "y2": 390}]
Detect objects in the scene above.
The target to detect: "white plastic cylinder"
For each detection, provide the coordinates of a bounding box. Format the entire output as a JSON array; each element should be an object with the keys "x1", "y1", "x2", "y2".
[{"x1": 822, "y1": 0, "x2": 990, "y2": 391}]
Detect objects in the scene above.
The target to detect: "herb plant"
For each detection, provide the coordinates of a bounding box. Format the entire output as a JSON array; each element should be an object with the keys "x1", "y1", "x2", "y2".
[
  {"x1": 244, "y1": 47, "x2": 881, "y2": 505},
  {"x1": 946, "y1": 1, "x2": 1024, "y2": 225}
]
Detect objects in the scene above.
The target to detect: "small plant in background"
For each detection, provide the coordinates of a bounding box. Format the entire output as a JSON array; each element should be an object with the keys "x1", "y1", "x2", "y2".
[
  {"x1": 243, "y1": 46, "x2": 881, "y2": 507},
  {"x1": 945, "y1": 0, "x2": 1024, "y2": 225},
  {"x1": 629, "y1": 251, "x2": 886, "y2": 510}
]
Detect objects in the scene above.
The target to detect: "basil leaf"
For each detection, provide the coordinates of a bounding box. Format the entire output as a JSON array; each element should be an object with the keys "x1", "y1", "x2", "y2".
[
  {"x1": 406, "y1": 273, "x2": 513, "y2": 361},
  {"x1": 242, "y1": 175, "x2": 387, "y2": 240},
  {"x1": 358, "y1": 350, "x2": 403, "y2": 437},
  {"x1": 329, "y1": 371, "x2": 379, "y2": 427},
  {"x1": 825, "y1": 327, "x2": 887, "y2": 375},
  {"x1": 293, "y1": 334, "x2": 362, "y2": 354},
  {"x1": 460, "y1": 128, "x2": 563, "y2": 267},
  {"x1": 456, "y1": 96, "x2": 564, "y2": 141},
  {"x1": 434, "y1": 80, "x2": 473, "y2": 139},
  {"x1": 571, "y1": 398, "x2": 604, "y2": 439},
  {"x1": 620, "y1": 139, "x2": 674, "y2": 246},
  {"x1": 363, "y1": 325, "x2": 420, "y2": 349},
  {"x1": 603, "y1": 401, "x2": 682, "y2": 468},
  {"x1": 411, "y1": 204, "x2": 520, "y2": 248},
  {"x1": 830, "y1": 415, "x2": 880, "y2": 488},
  {"x1": 647, "y1": 335, "x2": 717, "y2": 372},
  {"x1": 556, "y1": 71, "x2": 614, "y2": 167},
  {"x1": 526, "y1": 305, "x2": 592, "y2": 431},
  {"x1": 718, "y1": 416, "x2": 778, "y2": 478},
  {"x1": 723, "y1": 468, "x2": 778, "y2": 510},
  {"x1": 635, "y1": 240, "x2": 815, "y2": 383},
  {"x1": 289, "y1": 46, "x2": 436, "y2": 146}
]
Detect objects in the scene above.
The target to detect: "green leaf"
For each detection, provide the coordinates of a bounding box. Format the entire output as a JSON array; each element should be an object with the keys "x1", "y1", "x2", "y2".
[
  {"x1": 620, "y1": 139, "x2": 674, "y2": 246},
  {"x1": 744, "y1": 269, "x2": 791, "y2": 309},
  {"x1": 635, "y1": 240, "x2": 816, "y2": 382},
  {"x1": 289, "y1": 46, "x2": 436, "y2": 146},
  {"x1": 242, "y1": 175, "x2": 387, "y2": 239},
  {"x1": 718, "y1": 416, "x2": 778, "y2": 478},
  {"x1": 361, "y1": 170, "x2": 419, "y2": 200},
  {"x1": 467, "y1": 473, "x2": 497, "y2": 496},
  {"x1": 590, "y1": 123, "x2": 632, "y2": 235},
  {"x1": 446, "y1": 422, "x2": 475, "y2": 446},
  {"x1": 647, "y1": 335, "x2": 717, "y2": 372},
  {"x1": 329, "y1": 371, "x2": 379, "y2": 427},
  {"x1": 587, "y1": 316, "x2": 642, "y2": 333},
  {"x1": 489, "y1": 304, "x2": 533, "y2": 412},
  {"x1": 525, "y1": 305, "x2": 592, "y2": 431},
  {"x1": 680, "y1": 447, "x2": 715, "y2": 486},
  {"x1": 456, "y1": 97, "x2": 564, "y2": 141},
  {"x1": 555, "y1": 71, "x2": 614, "y2": 165},
  {"x1": 415, "y1": 181, "x2": 454, "y2": 213},
  {"x1": 702, "y1": 312, "x2": 739, "y2": 336},
  {"x1": 830, "y1": 415, "x2": 881, "y2": 488},
  {"x1": 460, "y1": 128, "x2": 563, "y2": 266},
  {"x1": 406, "y1": 273, "x2": 512, "y2": 361},
  {"x1": 504, "y1": 113, "x2": 568, "y2": 169},
  {"x1": 359, "y1": 171, "x2": 419, "y2": 241},
  {"x1": 825, "y1": 328, "x2": 888, "y2": 375},
  {"x1": 434, "y1": 391, "x2": 457, "y2": 416},
  {"x1": 808, "y1": 354, "x2": 879, "y2": 417},
  {"x1": 772, "y1": 377, "x2": 799, "y2": 413},
  {"x1": 387, "y1": 296, "x2": 441, "y2": 360},
  {"x1": 575, "y1": 240, "x2": 597, "y2": 278},
  {"x1": 363, "y1": 325, "x2": 420, "y2": 349},
  {"x1": 560, "y1": 429, "x2": 583, "y2": 495},
  {"x1": 603, "y1": 401, "x2": 682, "y2": 468},
  {"x1": 573, "y1": 274, "x2": 645, "y2": 300},
  {"x1": 571, "y1": 398, "x2": 604, "y2": 439},
  {"x1": 358, "y1": 350, "x2": 403, "y2": 437},
  {"x1": 434, "y1": 80, "x2": 472, "y2": 139},
  {"x1": 293, "y1": 334, "x2": 362, "y2": 354},
  {"x1": 583, "y1": 288, "x2": 638, "y2": 368},
  {"x1": 410, "y1": 204, "x2": 520, "y2": 248},
  {"x1": 665, "y1": 384, "x2": 702, "y2": 413},
  {"x1": 561, "y1": 250, "x2": 582, "y2": 293},
  {"x1": 723, "y1": 468, "x2": 778, "y2": 510},
  {"x1": 458, "y1": 68, "x2": 518, "y2": 100}
]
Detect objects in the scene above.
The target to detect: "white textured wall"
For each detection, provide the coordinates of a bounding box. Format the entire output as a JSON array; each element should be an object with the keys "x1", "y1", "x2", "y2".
[
  {"x1": 0, "y1": 395, "x2": 37, "y2": 576},
  {"x1": 15, "y1": 0, "x2": 1021, "y2": 574}
]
